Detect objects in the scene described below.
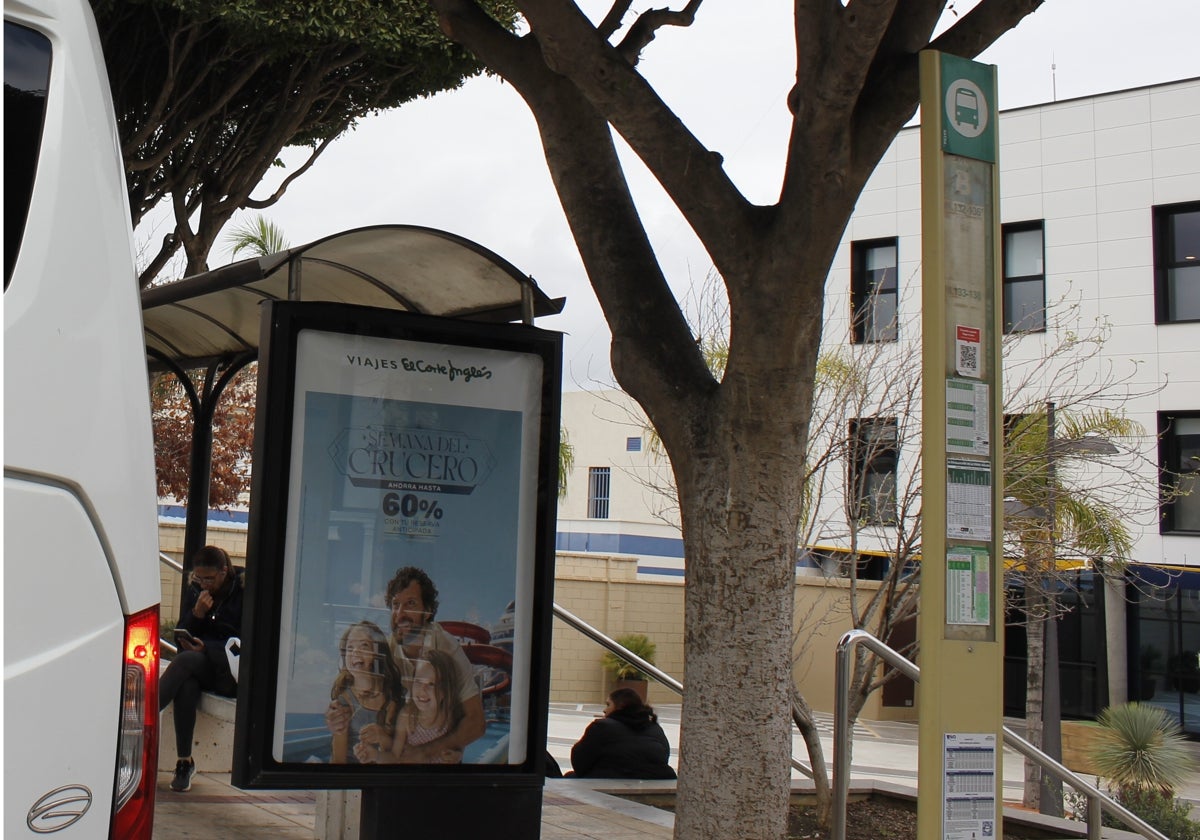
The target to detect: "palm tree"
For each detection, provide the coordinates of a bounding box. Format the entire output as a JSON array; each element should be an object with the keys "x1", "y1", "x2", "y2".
[
  {"x1": 558, "y1": 430, "x2": 575, "y2": 499},
  {"x1": 1004, "y1": 405, "x2": 1139, "y2": 812},
  {"x1": 224, "y1": 214, "x2": 290, "y2": 259}
]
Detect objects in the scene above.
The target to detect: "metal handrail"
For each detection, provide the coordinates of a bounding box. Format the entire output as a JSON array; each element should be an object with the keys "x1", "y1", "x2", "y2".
[
  {"x1": 160, "y1": 551, "x2": 184, "y2": 573},
  {"x1": 552, "y1": 603, "x2": 682, "y2": 693},
  {"x1": 552, "y1": 603, "x2": 816, "y2": 778},
  {"x1": 833, "y1": 629, "x2": 1168, "y2": 840},
  {"x1": 159, "y1": 551, "x2": 184, "y2": 655}
]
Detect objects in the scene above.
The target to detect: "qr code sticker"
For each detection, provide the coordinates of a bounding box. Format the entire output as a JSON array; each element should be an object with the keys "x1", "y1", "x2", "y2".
[{"x1": 957, "y1": 339, "x2": 979, "y2": 377}]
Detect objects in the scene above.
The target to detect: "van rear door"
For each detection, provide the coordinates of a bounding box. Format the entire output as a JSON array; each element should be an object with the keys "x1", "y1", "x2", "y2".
[{"x1": 4, "y1": 1, "x2": 161, "y2": 836}]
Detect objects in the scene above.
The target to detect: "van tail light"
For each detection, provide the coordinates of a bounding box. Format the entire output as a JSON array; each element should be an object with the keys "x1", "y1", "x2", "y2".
[{"x1": 110, "y1": 605, "x2": 159, "y2": 840}]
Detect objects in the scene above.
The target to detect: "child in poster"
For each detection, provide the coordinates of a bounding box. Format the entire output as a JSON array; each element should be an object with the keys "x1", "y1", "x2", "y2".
[{"x1": 329, "y1": 621, "x2": 404, "y2": 763}]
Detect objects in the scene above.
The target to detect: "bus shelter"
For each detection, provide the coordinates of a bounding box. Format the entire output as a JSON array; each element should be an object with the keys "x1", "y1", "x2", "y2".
[{"x1": 142, "y1": 223, "x2": 564, "y2": 585}]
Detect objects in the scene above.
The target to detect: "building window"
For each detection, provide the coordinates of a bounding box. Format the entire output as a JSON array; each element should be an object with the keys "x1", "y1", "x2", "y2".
[
  {"x1": 851, "y1": 239, "x2": 898, "y2": 344},
  {"x1": 1160, "y1": 413, "x2": 1200, "y2": 534},
  {"x1": 850, "y1": 418, "x2": 897, "y2": 524},
  {"x1": 1002, "y1": 221, "x2": 1046, "y2": 333},
  {"x1": 626, "y1": 436, "x2": 642, "y2": 452},
  {"x1": 4, "y1": 22, "x2": 52, "y2": 289},
  {"x1": 1155, "y1": 202, "x2": 1200, "y2": 324},
  {"x1": 588, "y1": 467, "x2": 611, "y2": 519}
]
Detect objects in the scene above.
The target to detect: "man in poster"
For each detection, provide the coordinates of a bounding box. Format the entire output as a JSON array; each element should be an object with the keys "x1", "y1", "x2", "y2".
[{"x1": 327, "y1": 567, "x2": 484, "y2": 763}]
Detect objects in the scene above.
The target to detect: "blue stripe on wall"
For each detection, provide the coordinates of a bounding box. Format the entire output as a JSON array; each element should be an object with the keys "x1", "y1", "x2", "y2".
[
  {"x1": 555, "y1": 531, "x2": 685, "y2": 559},
  {"x1": 158, "y1": 504, "x2": 249, "y2": 525},
  {"x1": 1126, "y1": 563, "x2": 1200, "y2": 591},
  {"x1": 637, "y1": 566, "x2": 686, "y2": 578}
]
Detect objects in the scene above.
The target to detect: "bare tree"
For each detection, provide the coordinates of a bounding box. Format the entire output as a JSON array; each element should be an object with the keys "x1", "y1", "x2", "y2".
[{"x1": 599, "y1": 271, "x2": 1166, "y2": 822}]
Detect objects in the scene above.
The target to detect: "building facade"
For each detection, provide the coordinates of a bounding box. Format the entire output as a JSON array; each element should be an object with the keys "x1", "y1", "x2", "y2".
[{"x1": 559, "y1": 78, "x2": 1200, "y2": 726}]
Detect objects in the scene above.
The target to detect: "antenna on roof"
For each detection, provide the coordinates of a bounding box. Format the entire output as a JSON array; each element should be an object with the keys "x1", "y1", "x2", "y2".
[{"x1": 1052, "y1": 53, "x2": 1057, "y2": 102}]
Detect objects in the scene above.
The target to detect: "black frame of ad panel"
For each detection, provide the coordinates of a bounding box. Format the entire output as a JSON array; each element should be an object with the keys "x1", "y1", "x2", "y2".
[{"x1": 232, "y1": 300, "x2": 561, "y2": 789}]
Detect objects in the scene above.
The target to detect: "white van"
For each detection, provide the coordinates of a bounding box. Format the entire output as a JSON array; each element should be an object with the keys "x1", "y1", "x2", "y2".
[{"x1": 4, "y1": 0, "x2": 162, "y2": 836}]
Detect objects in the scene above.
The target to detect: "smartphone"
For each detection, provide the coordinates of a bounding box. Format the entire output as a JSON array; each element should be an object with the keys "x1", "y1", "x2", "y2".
[{"x1": 174, "y1": 628, "x2": 195, "y2": 646}]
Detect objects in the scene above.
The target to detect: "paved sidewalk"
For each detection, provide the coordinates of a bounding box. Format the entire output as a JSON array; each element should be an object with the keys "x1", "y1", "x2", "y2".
[
  {"x1": 154, "y1": 772, "x2": 317, "y2": 839},
  {"x1": 151, "y1": 705, "x2": 1200, "y2": 838},
  {"x1": 152, "y1": 772, "x2": 676, "y2": 840}
]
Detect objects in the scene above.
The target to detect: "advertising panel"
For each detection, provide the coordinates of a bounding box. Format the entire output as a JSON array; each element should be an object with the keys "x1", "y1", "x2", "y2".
[{"x1": 234, "y1": 302, "x2": 561, "y2": 789}]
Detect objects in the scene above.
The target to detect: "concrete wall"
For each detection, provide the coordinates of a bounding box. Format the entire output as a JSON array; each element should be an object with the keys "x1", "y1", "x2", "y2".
[
  {"x1": 550, "y1": 552, "x2": 685, "y2": 708},
  {"x1": 550, "y1": 551, "x2": 918, "y2": 721}
]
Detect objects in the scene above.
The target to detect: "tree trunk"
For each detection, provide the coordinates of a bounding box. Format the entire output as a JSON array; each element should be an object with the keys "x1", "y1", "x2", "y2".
[
  {"x1": 1023, "y1": 575, "x2": 1046, "y2": 810},
  {"x1": 673, "y1": 439, "x2": 803, "y2": 839}
]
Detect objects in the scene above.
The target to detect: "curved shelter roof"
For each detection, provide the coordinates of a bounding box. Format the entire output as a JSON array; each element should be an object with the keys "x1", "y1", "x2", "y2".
[{"x1": 142, "y1": 224, "x2": 564, "y2": 373}]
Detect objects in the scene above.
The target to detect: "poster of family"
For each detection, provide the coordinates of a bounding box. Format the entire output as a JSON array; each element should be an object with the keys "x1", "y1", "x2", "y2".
[{"x1": 270, "y1": 326, "x2": 545, "y2": 769}]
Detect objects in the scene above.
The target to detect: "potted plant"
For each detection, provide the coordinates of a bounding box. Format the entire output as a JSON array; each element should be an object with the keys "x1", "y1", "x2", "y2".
[{"x1": 602, "y1": 633, "x2": 657, "y2": 702}]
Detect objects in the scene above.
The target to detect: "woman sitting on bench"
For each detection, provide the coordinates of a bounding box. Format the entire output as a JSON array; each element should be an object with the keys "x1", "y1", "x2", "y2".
[{"x1": 159, "y1": 545, "x2": 244, "y2": 792}]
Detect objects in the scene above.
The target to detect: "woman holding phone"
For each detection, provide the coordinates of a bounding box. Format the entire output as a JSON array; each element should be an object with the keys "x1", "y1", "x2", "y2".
[{"x1": 159, "y1": 545, "x2": 244, "y2": 792}]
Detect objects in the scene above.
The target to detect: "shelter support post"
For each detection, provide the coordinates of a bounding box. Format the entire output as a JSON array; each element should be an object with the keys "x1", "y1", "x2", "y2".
[{"x1": 360, "y1": 784, "x2": 542, "y2": 840}]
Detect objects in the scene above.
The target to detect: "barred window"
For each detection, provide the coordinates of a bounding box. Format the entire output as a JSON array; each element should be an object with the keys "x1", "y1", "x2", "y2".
[{"x1": 588, "y1": 467, "x2": 611, "y2": 519}]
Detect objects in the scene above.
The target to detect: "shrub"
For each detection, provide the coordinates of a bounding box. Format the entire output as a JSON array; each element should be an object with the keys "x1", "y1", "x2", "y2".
[
  {"x1": 1105, "y1": 788, "x2": 1200, "y2": 840},
  {"x1": 602, "y1": 633, "x2": 657, "y2": 681},
  {"x1": 1090, "y1": 702, "x2": 1195, "y2": 795},
  {"x1": 1079, "y1": 702, "x2": 1200, "y2": 840}
]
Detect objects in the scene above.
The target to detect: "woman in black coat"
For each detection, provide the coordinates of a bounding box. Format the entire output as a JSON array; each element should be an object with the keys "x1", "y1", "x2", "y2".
[
  {"x1": 569, "y1": 688, "x2": 677, "y2": 779},
  {"x1": 159, "y1": 545, "x2": 244, "y2": 791}
]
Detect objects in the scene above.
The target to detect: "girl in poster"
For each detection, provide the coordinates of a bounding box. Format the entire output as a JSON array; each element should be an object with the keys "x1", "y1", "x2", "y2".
[
  {"x1": 386, "y1": 650, "x2": 465, "y2": 764},
  {"x1": 329, "y1": 621, "x2": 404, "y2": 763}
]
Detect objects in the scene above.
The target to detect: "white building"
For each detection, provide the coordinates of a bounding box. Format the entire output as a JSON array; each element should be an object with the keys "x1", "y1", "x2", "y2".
[
  {"x1": 557, "y1": 389, "x2": 685, "y2": 580},
  {"x1": 557, "y1": 77, "x2": 1200, "y2": 724}
]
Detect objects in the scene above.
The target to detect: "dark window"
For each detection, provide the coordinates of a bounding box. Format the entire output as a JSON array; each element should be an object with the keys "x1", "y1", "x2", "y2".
[
  {"x1": 1125, "y1": 565, "x2": 1200, "y2": 735},
  {"x1": 1002, "y1": 221, "x2": 1046, "y2": 333},
  {"x1": 587, "y1": 467, "x2": 611, "y2": 519},
  {"x1": 4, "y1": 21, "x2": 52, "y2": 289},
  {"x1": 850, "y1": 418, "x2": 897, "y2": 524},
  {"x1": 1154, "y1": 202, "x2": 1200, "y2": 324},
  {"x1": 851, "y1": 239, "x2": 898, "y2": 343},
  {"x1": 1160, "y1": 412, "x2": 1200, "y2": 534},
  {"x1": 1004, "y1": 572, "x2": 1106, "y2": 720}
]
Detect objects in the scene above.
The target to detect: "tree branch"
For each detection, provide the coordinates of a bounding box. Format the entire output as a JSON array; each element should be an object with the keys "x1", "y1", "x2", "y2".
[
  {"x1": 428, "y1": 0, "x2": 717, "y2": 440},
  {"x1": 513, "y1": 0, "x2": 759, "y2": 278},
  {"x1": 596, "y1": 0, "x2": 633, "y2": 40},
  {"x1": 931, "y1": 0, "x2": 1045, "y2": 60},
  {"x1": 613, "y1": 0, "x2": 703, "y2": 64}
]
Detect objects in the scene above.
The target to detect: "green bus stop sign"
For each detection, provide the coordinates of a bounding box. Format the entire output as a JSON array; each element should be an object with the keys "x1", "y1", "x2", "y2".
[{"x1": 940, "y1": 53, "x2": 997, "y2": 163}]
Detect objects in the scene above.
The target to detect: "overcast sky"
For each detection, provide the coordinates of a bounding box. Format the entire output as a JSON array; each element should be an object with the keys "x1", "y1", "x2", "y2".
[{"x1": 156, "y1": 1, "x2": 1200, "y2": 388}]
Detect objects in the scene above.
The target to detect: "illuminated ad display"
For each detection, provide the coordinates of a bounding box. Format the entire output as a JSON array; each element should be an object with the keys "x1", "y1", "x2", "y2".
[{"x1": 234, "y1": 302, "x2": 561, "y2": 789}]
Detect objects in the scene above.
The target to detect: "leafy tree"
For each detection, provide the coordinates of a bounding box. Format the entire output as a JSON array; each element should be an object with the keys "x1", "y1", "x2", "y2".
[
  {"x1": 1004, "y1": 406, "x2": 1138, "y2": 811},
  {"x1": 91, "y1": 0, "x2": 517, "y2": 285},
  {"x1": 152, "y1": 363, "x2": 257, "y2": 507}
]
